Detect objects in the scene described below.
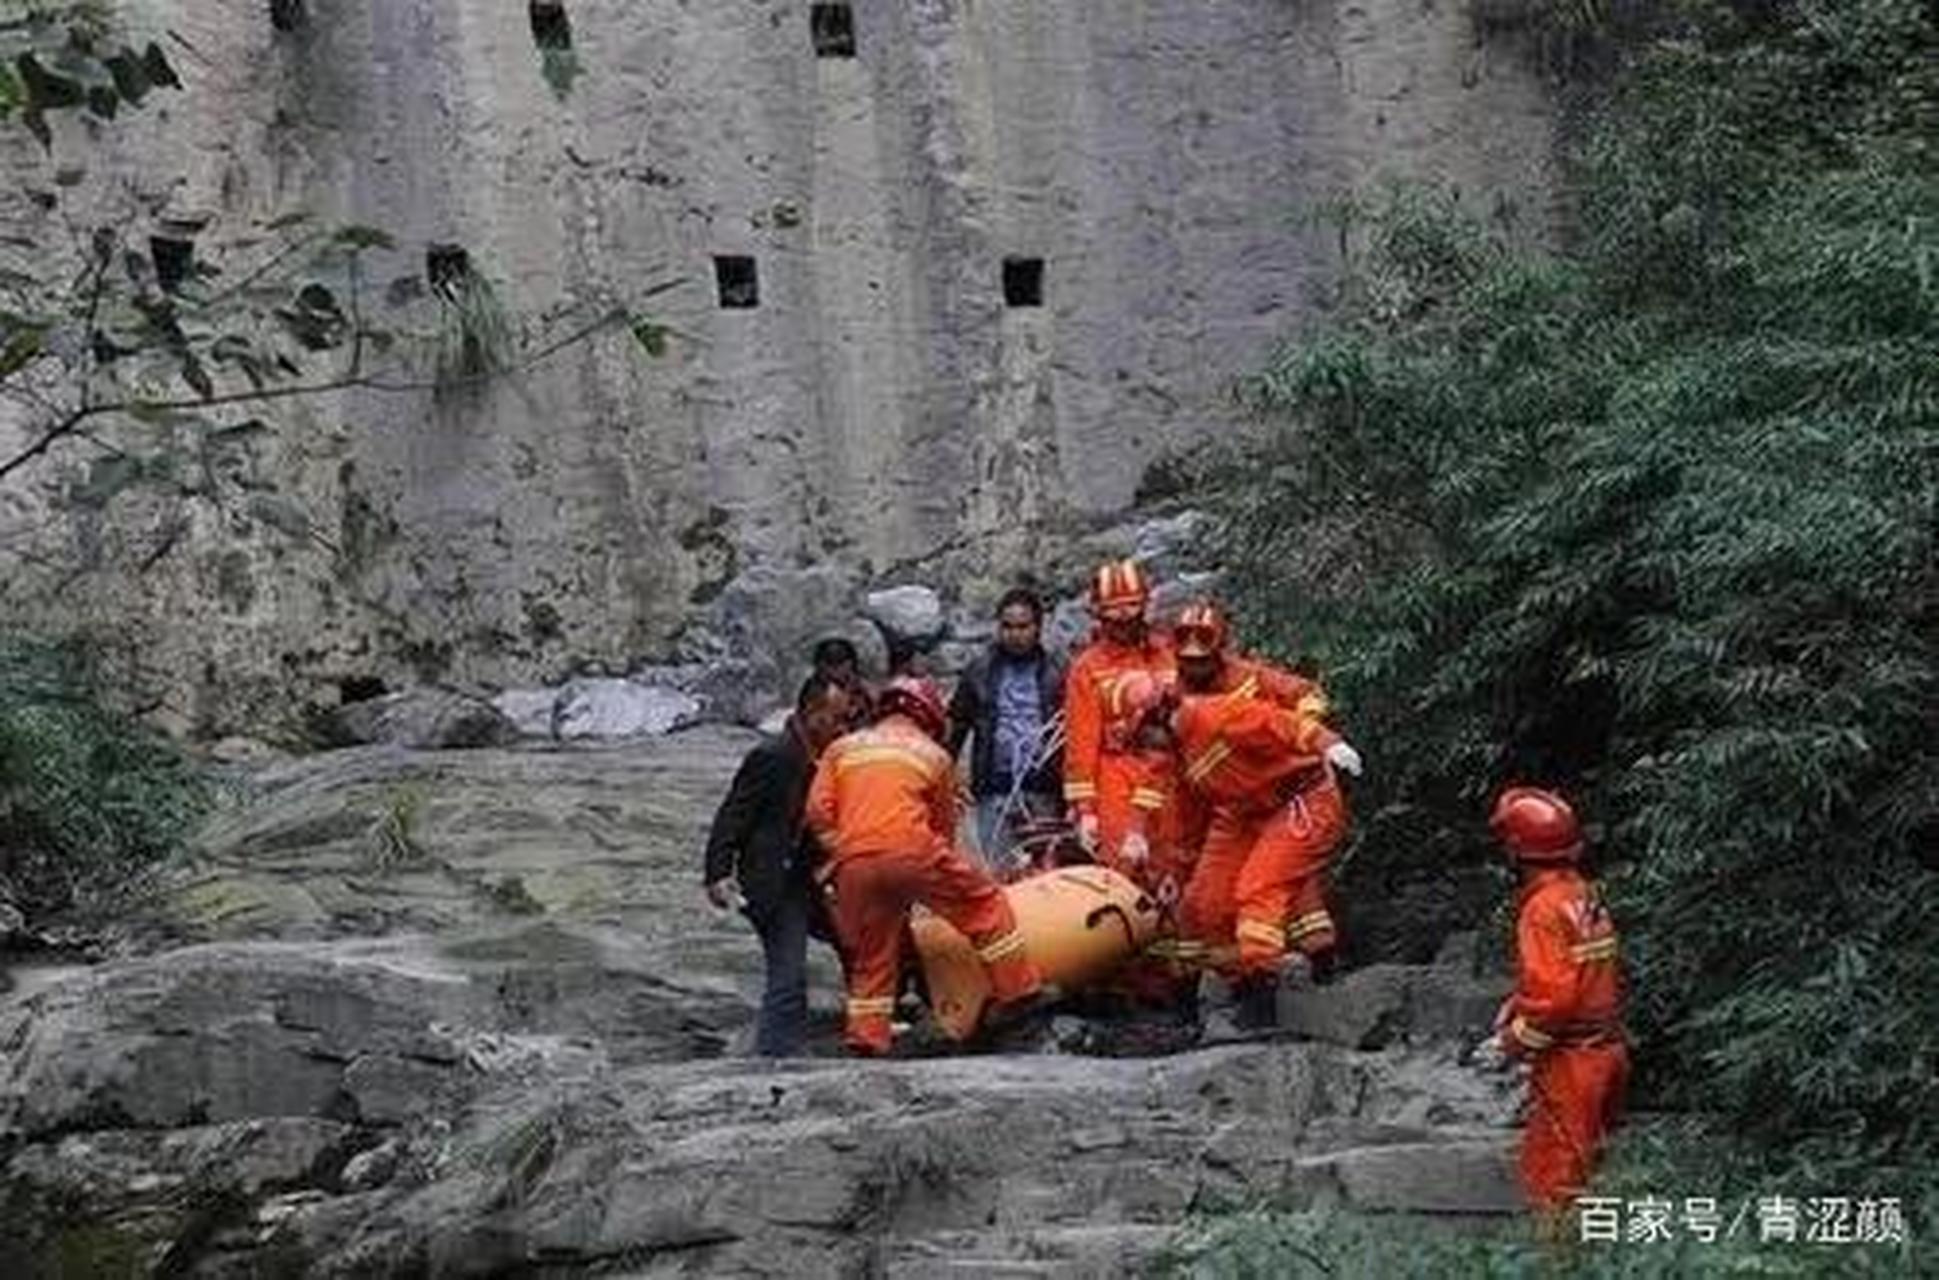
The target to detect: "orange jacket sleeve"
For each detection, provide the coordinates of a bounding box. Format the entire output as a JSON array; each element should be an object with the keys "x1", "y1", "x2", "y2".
[
  {"x1": 1217, "y1": 695, "x2": 1337, "y2": 758},
  {"x1": 1252, "y1": 661, "x2": 1332, "y2": 722},
  {"x1": 1063, "y1": 651, "x2": 1101, "y2": 813},
  {"x1": 1505, "y1": 897, "x2": 1578, "y2": 1056}
]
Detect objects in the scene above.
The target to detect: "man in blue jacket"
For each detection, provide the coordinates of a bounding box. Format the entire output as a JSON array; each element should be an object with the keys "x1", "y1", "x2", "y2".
[
  {"x1": 947, "y1": 587, "x2": 1068, "y2": 867},
  {"x1": 703, "y1": 672, "x2": 854, "y2": 1056}
]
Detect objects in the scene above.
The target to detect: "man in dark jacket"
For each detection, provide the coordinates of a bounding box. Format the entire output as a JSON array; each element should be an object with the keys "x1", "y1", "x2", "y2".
[
  {"x1": 703, "y1": 672, "x2": 854, "y2": 1056},
  {"x1": 947, "y1": 586, "x2": 1068, "y2": 867}
]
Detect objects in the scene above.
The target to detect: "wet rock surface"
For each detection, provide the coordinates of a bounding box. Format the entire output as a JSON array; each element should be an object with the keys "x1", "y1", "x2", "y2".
[{"x1": 1, "y1": 730, "x2": 1523, "y2": 1277}]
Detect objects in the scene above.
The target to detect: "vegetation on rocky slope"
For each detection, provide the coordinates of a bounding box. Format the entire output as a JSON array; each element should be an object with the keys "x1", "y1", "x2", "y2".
[
  {"x1": 1203, "y1": 0, "x2": 1937, "y2": 1235},
  {"x1": 0, "y1": 633, "x2": 207, "y2": 928}
]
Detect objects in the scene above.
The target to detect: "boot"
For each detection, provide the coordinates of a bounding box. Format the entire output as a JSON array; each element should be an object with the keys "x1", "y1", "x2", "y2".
[{"x1": 1307, "y1": 947, "x2": 1340, "y2": 987}]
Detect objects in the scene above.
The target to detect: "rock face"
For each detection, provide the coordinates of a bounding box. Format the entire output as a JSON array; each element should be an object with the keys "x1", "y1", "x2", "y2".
[
  {"x1": 0, "y1": 0, "x2": 1559, "y2": 736},
  {"x1": 0, "y1": 732, "x2": 1529, "y2": 1276}
]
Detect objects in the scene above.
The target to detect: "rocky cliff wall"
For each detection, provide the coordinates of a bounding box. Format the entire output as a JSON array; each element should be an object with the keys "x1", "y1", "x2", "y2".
[{"x1": 0, "y1": 0, "x2": 1557, "y2": 735}]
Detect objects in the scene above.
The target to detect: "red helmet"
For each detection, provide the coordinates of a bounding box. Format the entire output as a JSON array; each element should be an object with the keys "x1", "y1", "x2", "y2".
[
  {"x1": 1090, "y1": 559, "x2": 1151, "y2": 622},
  {"x1": 1173, "y1": 599, "x2": 1229, "y2": 659},
  {"x1": 1489, "y1": 786, "x2": 1583, "y2": 863},
  {"x1": 877, "y1": 674, "x2": 948, "y2": 741}
]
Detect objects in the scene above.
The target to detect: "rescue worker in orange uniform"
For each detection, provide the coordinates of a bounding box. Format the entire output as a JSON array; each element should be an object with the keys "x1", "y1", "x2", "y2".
[
  {"x1": 1063, "y1": 560, "x2": 1178, "y2": 870},
  {"x1": 1087, "y1": 668, "x2": 1205, "y2": 1010},
  {"x1": 805, "y1": 675, "x2": 1045, "y2": 1055},
  {"x1": 1481, "y1": 786, "x2": 1629, "y2": 1217},
  {"x1": 1105, "y1": 669, "x2": 1197, "y2": 912},
  {"x1": 1169, "y1": 600, "x2": 1364, "y2": 1028}
]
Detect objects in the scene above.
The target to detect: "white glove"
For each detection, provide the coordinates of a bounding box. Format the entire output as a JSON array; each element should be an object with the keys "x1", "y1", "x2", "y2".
[
  {"x1": 1119, "y1": 830, "x2": 1150, "y2": 867},
  {"x1": 1471, "y1": 1034, "x2": 1512, "y2": 1073},
  {"x1": 1076, "y1": 811, "x2": 1100, "y2": 854},
  {"x1": 706, "y1": 877, "x2": 747, "y2": 913},
  {"x1": 1324, "y1": 740, "x2": 1364, "y2": 778}
]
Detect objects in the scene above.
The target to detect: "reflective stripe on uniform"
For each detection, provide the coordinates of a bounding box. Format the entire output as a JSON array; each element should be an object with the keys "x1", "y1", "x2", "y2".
[
  {"x1": 846, "y1": 996, "x2": 896, "y2": 1017},
  {"x1": 834, "y1": 745, "x2": 941, "y2": 779},
  {"x1": 1186, "y1": 738, "x2": 1233, "y2": 785},
  {"x1": 1509, "y1": 1014, "x2": 1555, "y2": 1051},
  {"x1": 1285, "y1": 910, "x2": 1334, "y2": 942},
  {"x1": 1571, "y1": 936, "x2": 1619, "y2": 963},
  {"x1": 1131, "y1": 787, "x2": 1168, "y2": 810},
  {"x1": 1064, "y1": 780, "x2": 1098, "y2": 801},
  {"x1": 1237, "y1": 918, "x2": 1285, "y2": 949}
]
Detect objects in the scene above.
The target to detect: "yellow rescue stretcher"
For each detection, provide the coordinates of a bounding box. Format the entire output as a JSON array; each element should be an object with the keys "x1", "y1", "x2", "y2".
[{"x1": 909, "y1": 864, "x2": 1163, "y2": 1040}]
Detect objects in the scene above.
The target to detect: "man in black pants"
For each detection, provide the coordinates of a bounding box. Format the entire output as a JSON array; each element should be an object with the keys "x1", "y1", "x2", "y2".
[{"x1": 703, "y1": 672, "x2": 854, "y2": 1056}]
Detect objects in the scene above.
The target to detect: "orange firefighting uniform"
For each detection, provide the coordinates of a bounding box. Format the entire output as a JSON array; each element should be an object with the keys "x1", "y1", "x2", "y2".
[
  {"x1": 1173, "y1": 658, "x2": 1346, "y2": 980},
  {"x1": 1063, "y1": 632, "x2": 1176, "y2": 865},
  {"x1": 805, "y1": 716, "x2": 1043, "y2": 1054},
  {"x1": 1502, "y1": 865, "x2": 1629, "y2": 1209},
  {"x1": 1102, "y1": 738, "x2": 1208, "y2": 1001}
]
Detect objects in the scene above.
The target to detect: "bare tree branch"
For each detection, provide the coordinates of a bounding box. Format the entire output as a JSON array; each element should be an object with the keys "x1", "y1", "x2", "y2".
[{"x1": 0, "y1": 281, "x2": 678, "y2": 484}]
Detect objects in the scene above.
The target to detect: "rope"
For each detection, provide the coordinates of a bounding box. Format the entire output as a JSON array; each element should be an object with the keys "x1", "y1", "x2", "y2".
[{"x1": 988, "y1": 709, "x2": 1067, "y2": 871}]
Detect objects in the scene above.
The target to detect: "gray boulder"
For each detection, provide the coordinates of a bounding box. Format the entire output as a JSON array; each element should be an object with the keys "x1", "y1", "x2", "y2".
[
  {"x1": 681, "y1": 562, "x2": 864, "y2": 711},
  {"x1": 554, "y1": 679, "x2": 701, "y2": 740},
  {"x1": 490, "y1": 688, "x2": 558, "y2": 738},
  {"x1": 863, "y1": 585, "x2": 946, "y2": 646},
  {"x1": 327, "y1": 688, "x2": 518, "y2": 750}
]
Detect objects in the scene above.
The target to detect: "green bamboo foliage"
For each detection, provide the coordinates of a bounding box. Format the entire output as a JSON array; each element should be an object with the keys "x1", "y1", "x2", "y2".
[{"x1": 1210, "y1": 0, "x2": 1938, "y2": 1182}]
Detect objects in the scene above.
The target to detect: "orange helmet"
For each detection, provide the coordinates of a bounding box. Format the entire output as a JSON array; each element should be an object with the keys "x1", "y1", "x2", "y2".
[
  {"x1": 1089, "y1": 559, "x2": 1151, "y2": 621},
  {"x1": 877, "y1": 674, "x2": 948, "y2": 742},
  {"x1": 1489, "y1": 786, "x2": 1583, "y2": 863},
  {"x1": 1173, "y1": 599, "x2": 1229, "y2": 659}
]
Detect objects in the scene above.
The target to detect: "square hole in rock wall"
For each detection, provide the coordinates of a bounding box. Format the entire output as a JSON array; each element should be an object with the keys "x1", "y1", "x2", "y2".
[
  {"x1": 1003, "y1": 256, "x2": 1044, "y2": 308},
  {"x1": 715, "y1": 255, "x2": 760, "y2": 309},
  {"x1": 811, "y1": 3, "x2": 857, "y2": 57},
  {"x1": 529, "y1": 1, "x2": 572, "y2": 51},
  {"x1": 151, "y1": 236, "x2": 195, "y2": 293}
]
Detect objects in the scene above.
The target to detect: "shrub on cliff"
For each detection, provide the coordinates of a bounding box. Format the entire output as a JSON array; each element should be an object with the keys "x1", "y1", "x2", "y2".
[{"x1": 0, "y1": 634, "x2": 207, "y2": 928}]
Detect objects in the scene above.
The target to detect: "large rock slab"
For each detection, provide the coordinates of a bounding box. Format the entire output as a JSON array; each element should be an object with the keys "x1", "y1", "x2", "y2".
[
  {"x1": 0, "y1": 712, "x2": 1535, "y2": 1276},
  {"x1": 154, "y1": 728, "x2": 765, "y2": 943},
  {"x1": 242, "y1": 1044, "x2": 1518, "y2": 1277},
  {"x1": 324, "y1": 688, "x2": 519, "y2": 751},
  {"x1": 0, "y1": 927, "x2": 744, "y2": 1143}
]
